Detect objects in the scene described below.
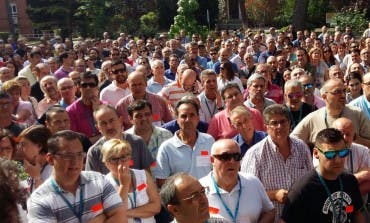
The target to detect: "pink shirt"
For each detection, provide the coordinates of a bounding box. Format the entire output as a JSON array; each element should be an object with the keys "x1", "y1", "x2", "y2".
[
  {"x1": 207, "y1": 106, "x2": 265, "y2": 140},
  {"x1": 66, "y1": 99, "x2": 99, "y2": 137}
]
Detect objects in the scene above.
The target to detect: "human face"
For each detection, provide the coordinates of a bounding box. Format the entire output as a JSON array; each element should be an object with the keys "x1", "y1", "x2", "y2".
[
  {"x1": 347, "y1": 79, "x2": 362, "y2": 98},
  {"x1": 105, "y1": 149, "x2": 131, "y2": 178},
  {"x1": 350, "y1": 63, "x2": 363, "y2": 75},
  {"x1": 80, "y1": 78, "x2": 98, "y2": 100},
  {"x1": 111, "y1": 64, "x2": 127, "y2": 84},
  {"x1": 46, "y1": 111, "x2": 70, "y2": 134},
  {"x1": 230, "y1": 112, "x2": 254, "y2": 137},
  {"x1": 169, "y1": 57, "x2": 179, "y2": 69},
  {"x1": 248, "y1": 79, "x2": 266, "y2": 100},
  {"x1": 362, "y1": 75, "x2": 370, "y2": 101},
  {"x1": 202, "y1": 75, "x2": 217, "y2": 95},
  {"x1": 75, "y1": 60, "x2": 86, "y2": 73},
  {"x1": 131, "y1": 106, "x2": 152, "y2": 132},
  {"x1": 285, "y1": 86, "x2": 303, "y2": 110},
  {"x1": 95, "y1": 108, "x2": 122, "y2": 139},
  {"x1": 351, "y1": 52, "x2": 361, "y2": 64},
  {"x1": 212, "y1": 140, "x2": 241, "y2": 180},
  {"x1": 266, "y1": 114, "x2": 290, "y2": 142},
  {"x1": 58, "y1": 80, "x2": 76, "y2": 101},
  {"x1": 152, "y1": 63, "x2": 165, "y2": 77},
  {"x1": 180, "y1": 74, "x2": 196, "y2": 92},
  {"x1": 127, "y1": 74, "x2": 146, "y2": 97},
  {"x1": 0, "y1": 97, "x2": 12, "y2": 117},
  {"x1": 18, "y1": 79, "x2": 31, "y2": 98},
  {"x1": 42, "y1": 79, "x2": 58, "y2": 98},
  {"x1": 0, "y1": 68, "x2": 12, "y2": 82},
  {"x1": 223, "y1": 88, "x2": 243, "y2": 110},
  {"x1": 49, "y1": 138, "x2": 84, "y2": 182},
  {"x1": 176, "y1": 103, "x2": 199, "y2": 133},
  {"x1": 19, "y1": 137, "x2": 41, "y2": 164},
  {"x1": 314, "y1": 141, "x2": 346, "y2": 179},
  {"x1": 0, "y1": 137, "x2": 14, "y2": 159},
  {"x1": 172, "y1": 176, "x2": 209, "y2": 223},
  {"x1": 323, "y1": 81, "x2": 346, "y2": 110},
  {"x1": 296, "y1": 50, "x2": 307, "y2": 65}
]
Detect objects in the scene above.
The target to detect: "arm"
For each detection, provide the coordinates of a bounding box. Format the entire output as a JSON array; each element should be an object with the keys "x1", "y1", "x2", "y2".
[
  {"x1": 126, "y1": 171, "x2": 161, "y2": 218},
  {"x1": 267, "y1": 189, "x2": 288, "y2": 203},
  {"x1": 105, "y1": 206, "x2": 127, "y2": 223},
  {"x1": 353, "y1": 211, "x2": 365, "y2": 223},
  {"x1": 258, "y1": 209, "x2": 275, "y2": 223},
  {"x1": 354, "y1": 136, "x2": 370, "y2": 149}
]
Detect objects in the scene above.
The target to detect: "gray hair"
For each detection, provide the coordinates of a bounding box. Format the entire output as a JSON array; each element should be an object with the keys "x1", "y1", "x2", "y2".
[
  {"x1": 263, "y1": 104, "x2": 290, "y2": 125},
  {"x1": 284, "y1": 79, "x2": 303, "y2": 92},
  {"x1": 247, "y1": 73, "x2": 266, "y2": 88}
]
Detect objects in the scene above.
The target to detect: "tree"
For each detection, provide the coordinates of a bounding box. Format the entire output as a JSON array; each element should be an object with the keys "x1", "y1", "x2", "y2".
[
  {"x1": 292, "y1": 0, "x2": 308, "y2": 30},
  {"x1": 27, "y1": 0, "x2": 78, "y2": 38},
  {"x1": 139, "y1": 12, "x2": 159, "y2": 37}
]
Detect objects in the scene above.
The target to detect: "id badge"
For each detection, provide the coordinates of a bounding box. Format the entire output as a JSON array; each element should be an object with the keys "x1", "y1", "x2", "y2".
[{"x1": 133, "y1": 218, "x2": 142, "y2": 223}]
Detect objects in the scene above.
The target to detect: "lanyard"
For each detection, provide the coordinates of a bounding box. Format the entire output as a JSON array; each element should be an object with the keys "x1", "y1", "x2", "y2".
[
  {"x1": 316, "y1": 171, "x2": 343, "y2": 222},
  {"x1": 51, "y1": 179, "x2": 84, "y2": 222},
  {"x1": 324, "y1": 109, "x2": 343, "y2": 128},
  {"x1": 211, "y1": 173, "x2": 241, "y2": 223},
  {"x1": 287, "y1": 104, "x2": 302, "y2": 130},
  {"x1": 202, "y1": 94, "x2": 217, "y2": 118}
]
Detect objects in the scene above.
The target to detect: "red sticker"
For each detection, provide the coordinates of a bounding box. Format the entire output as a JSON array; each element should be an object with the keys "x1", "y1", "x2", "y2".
[
  {"x1": 345, "y1": 205, "x2": 354, "y2": 213},
  {"x1": 201, "y1": 150, "x2": 209, "y2": 156},
  {"x1": 209, "y1": 206, "x2": 219, "y2": 214},
  {"x1": 91, "y1": 203, "x2": 103, "y2": 212},
  {"x1": 129, "y1": 159, "x2": 134, "y2": 167},
  {"x1": 137, "y1": 183, "x2": 147, "y2": 191},
  {"x1": 152, "y1": 114, "x2": 160, "y2": 121},
  {"x1": 150, "y1": 161, "x2": 157, "y2": 168}
]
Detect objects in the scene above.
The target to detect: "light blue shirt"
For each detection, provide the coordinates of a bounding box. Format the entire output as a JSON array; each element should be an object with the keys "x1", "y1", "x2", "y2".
[
  {"x1": 154, "y1": 131, "x2": 215, "y2": 180},
  {"x1": 146, "y1": 77, "x2": 172, "y2": 94},
  {"x1": 349, "y1": 95, "x2": 370, "y2": 119}
]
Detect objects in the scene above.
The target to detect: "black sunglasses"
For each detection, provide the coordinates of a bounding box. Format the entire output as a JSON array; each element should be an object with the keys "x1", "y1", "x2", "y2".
[
  {"x1": 213, "y1": 152, "x2": 242, "y2": 162},
  {"x1": 112, "y1": 68, "x2": 126, "y2": 74},
  {"x1": 80, "y1": 82, "x2": 97, "y2": 88}
]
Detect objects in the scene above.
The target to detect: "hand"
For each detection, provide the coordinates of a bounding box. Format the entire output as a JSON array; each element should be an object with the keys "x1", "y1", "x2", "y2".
[
  {"x1": 90, "y1": 95, "x2": 101, "y2": 111},
  {"x1": 24, "y1": 159, "x2": 41, "y2": 179},
  {"x1": 275, "y1": 189, "x2": 288, "y2": 203},
  {"x1": 118, "y1": 164, "x2": 130, "y2": 188},
  {"x1": 16, "y1": 109, "x2": 32, "y2": 122},
  {"x1": 87, "y1": 214, "x2": 106, "y2": 223},
  {"x1": 215, "y1": 90, "x2": 222, "y2": 107}
]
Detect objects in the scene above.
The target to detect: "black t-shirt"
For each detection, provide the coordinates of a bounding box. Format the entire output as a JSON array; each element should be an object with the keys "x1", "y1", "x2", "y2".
[
  {"x1": 286, "y1": 102, "x2": 316, "y2": 130},
  {"x1": 282, "y1": 169, "x2": 363, "y2": 223}
]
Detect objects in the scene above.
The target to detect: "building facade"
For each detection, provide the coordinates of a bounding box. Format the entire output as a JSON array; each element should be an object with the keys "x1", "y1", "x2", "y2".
[{"x1": 0, "y1": 0, "x2": 33, "y2": 35}]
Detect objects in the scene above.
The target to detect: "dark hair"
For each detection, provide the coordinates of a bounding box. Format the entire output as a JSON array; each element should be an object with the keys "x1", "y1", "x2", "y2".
[
  {"x1": 47, "y1": 130, "x2": 82, "y2": 154},
  {"x1": 160, "y1": 172, "x2": 189, "y2": 209},
  {"x1": 263, "y1": 104, "x2": 290, "y2": 125},
  {"x1": 19, "y1": 125, "x2": 52, "y2": 154},
  {"x1": 58, "y1": 52, "x2": 69, "y2": 64},
  {"x1": 111, "y1": 59, "x2": 125, "y2": 68},
  {"x1": 127, "y1": 100, "x2": 152, "y2": 117},
  {"x1": 93, "y1": 104, "x2": 120, "y2": 120},
  {"x1": 0, "y1": 90, "x2": 12, "y2": 100},
  {"x1": 322, "y1": 46, "x2": 336, "y2": 67},
  {"x1": 175, "y1": 99, "x2": 199, "y2": 116},
  {"x1": 315, "y1": 128, "x2": 345, "y2": 148},
  {"x1": 220, "y1": 60, "x2": 235, "y2": 80},
  {"x1": 0, "y1": 129, "x2": 15, "y2": 154},
  {"x1": 220, "y1": 83, "x2": 241, "y2": 100},
  {"x1": 30, "y1": 49, "x2": 41, "y2": 58},
  {"x1": 45, "y1": 106, "x2": 67, "y2": 122},
  {"x1": 351, "y1": 48, "x2": 360, "y2": 55},
  {"x1": 80, "y1": 71, "x2": 98, "y2": 86}
]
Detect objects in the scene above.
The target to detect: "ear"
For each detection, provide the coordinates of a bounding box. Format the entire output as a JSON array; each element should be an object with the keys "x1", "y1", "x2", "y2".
[
  {"x1": 128, "y1": 115, "x2": 134, "y2": 124},
  {"x1": 210, "y1": 156, "x2": 215, "y2": 164},
  {"x1": 313, "y1": 148, "x2": 319, "y2": 160},
  {"x1": 46, "y1": 153, "x2": 54, "y2": 166},
  {"x1": 167, "y1": 204, "x2": 179, "y2": 217}
]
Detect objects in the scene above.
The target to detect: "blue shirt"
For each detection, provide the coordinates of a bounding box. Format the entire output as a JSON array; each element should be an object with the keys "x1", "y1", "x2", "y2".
[
  {"x1": 164, "y1": 69, "x2": 176, "y2": 81},
  {"x1": 349, "y1": 95, "x2": 370, "y2": 119},
  {"x1": 233, "y1": 131, "x2": 268, "y2": 156}
]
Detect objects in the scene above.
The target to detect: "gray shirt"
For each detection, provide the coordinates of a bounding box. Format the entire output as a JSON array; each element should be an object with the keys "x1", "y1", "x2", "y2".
[{"x1": 85, "y1": 133, "x2": 154, "y2": 174}]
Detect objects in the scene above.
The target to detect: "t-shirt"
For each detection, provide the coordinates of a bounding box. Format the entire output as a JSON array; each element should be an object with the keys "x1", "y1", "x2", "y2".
[{"x1": 281, "y1": 170, "x2": 363, "y2": 223}]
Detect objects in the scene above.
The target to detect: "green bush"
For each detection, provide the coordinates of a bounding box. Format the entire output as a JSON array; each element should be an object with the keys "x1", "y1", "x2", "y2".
[
  {"x1": 332, "y1": 7, "x2": 367, "y2": 37},
  {"x1": 139, "y1": 12, "x2": 159, "y2": 37},
  {"x1": 0, "y1": 32, "x2": 11, "y2": 41}
]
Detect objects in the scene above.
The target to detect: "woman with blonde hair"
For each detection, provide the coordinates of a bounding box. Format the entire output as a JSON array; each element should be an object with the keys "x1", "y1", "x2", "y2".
[
  {"x1": 308, "y1": 47, "x2": 328, "y2": 88},
  {"x1": 102, "y1": 139, "x2": 160, "y2": 223}
]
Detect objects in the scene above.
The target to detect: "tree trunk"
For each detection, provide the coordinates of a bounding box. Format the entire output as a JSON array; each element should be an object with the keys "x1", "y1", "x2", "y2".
[
  {"x1": 292, "y1": 0, "x2": 309, "y2": 31},
  {"x1": 239, "y1": 0, "x2": 248, "y2": 28}
]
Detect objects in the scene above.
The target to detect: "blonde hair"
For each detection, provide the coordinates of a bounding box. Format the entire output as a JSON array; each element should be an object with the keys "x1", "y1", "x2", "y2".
[{"x1": 101, "y1": 139, "x2": 132, "y2": 163}]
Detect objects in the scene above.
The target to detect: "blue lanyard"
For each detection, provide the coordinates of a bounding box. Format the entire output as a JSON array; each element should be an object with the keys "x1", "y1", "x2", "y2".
[
  {"x1": 316, "y1": 171, "x2": 343, "y2": 222},
  {"x1": 202, "y1": 94, "x2": 217, "y2": 118},
  {"x1": 51, "y1": 179, "x2": 84, "y2": 222},
  {"x1": 287, "y1": 104, "x2": 302, "y2": 130},
  {"x1": 324, "y1": 109, "x2": 343, "y2": 128},
  {"x1": 211, "y1": 173, "x2": 241, "y2": 223}
]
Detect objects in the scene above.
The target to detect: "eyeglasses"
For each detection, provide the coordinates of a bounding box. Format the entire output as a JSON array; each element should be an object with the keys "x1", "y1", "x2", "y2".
[
  {"x1": 213, "y1": 152, "x2": 242, "y2": 162},
  {"x1": 316, "y1": 147, "x2": 350, "y2": 160},
  {"x1": 362, "y1": 82, "x2": 370, "y2": 86},
  {"x1": 180, "y1": 187, "x2": 206, "y2": 202},
  {"x1": 112, "y1": 68, "x2": 126, "y2": 74},
  {"x1": 287, "y1": 92, "x2": 303, "y2": 99},
  {"x1": 55, "y1": 152, "x2": 85, "y2": 160},
  {"x1": 111, "y1": 53, "x2": 119, "y2": 56},
  {"x1": 80, "y1": 82, "x2": 97, "y2": 88},
  {"x1": 220, "y1": 67, "x2": 225, "y2": 70},
  {"x1": 326, "y1": 89, "x2": 346, "y2": 95},
  {"x1": 303, "y1": 83, "x2": 313, "y2": 89},
  {"x1": 60, "y1": 85, "x2": 74, "y2": 91},
  {"x1": 108, "y1": 154, "x2": 131, "y2": 165},
  {"x1": 224, "y1": 92, "x2": 240, "y2": 100},
  {"x1": 268, "y1": 119, "x2": 289, "y2": 127}
]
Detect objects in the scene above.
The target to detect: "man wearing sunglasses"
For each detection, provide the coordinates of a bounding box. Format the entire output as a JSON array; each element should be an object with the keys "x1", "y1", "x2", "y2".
[
  {"x1": 199, "y1": 139, "x2": 275, "y2": 222},
  {"x1": 292, "y1": 78, "x2": 370, "y2": 149},
  {"x1": 100, "y1": 60, "x2": 131, "y2": 107},
  {"x1": 281, "y1": 128, "x2": 365, "y2": 223},
  {"x1": 298, "y1": 74, "x2": 325, "y2": 109}
]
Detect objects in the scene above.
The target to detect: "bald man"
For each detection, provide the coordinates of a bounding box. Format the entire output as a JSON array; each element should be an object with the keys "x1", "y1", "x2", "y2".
[
  {"x1": 115, "y1": 71, "x2": 172, "y2": 130},
  {"x1": 57, "y1": 78, "x2": 76, "y2": 108},
  {"x1": 199, "y1": 139, "x2": 275, "y2": 222}
]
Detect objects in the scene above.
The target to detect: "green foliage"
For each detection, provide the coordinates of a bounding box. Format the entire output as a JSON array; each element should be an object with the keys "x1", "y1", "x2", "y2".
[
  {"x1": 0, "y1": 32, "x2": 11, "y2": 40},
  {"x1": 139, "y1": 12, "x2": 159, "y2": 37},
  {"x1": 169, "y1": 0, "x2": 209, "y2": 39},
  {"x1": 333, "y1": 7, "x2": 368, "y2": 36}
]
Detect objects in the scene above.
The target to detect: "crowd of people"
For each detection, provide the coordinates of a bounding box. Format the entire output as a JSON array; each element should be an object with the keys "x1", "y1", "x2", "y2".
[{"x1": 0, "y1": 23, "x2": 370, "y2": 222}]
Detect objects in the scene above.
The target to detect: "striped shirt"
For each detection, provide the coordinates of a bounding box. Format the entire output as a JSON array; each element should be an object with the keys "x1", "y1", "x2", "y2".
[
  {"x1": 241, "y1": 136, "x2": 313, "y2": 223},
  {"x1": 27, "y1": 171, "x2": 123, "y2": 223},
  {"x1": 158, "y1": 82, "x2": 189, "y2": 113}
]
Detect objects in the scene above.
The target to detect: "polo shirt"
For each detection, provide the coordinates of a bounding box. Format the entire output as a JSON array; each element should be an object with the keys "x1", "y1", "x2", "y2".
[{"x1": 233, "y1": 131, "x2": 268, "y2": 156}]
